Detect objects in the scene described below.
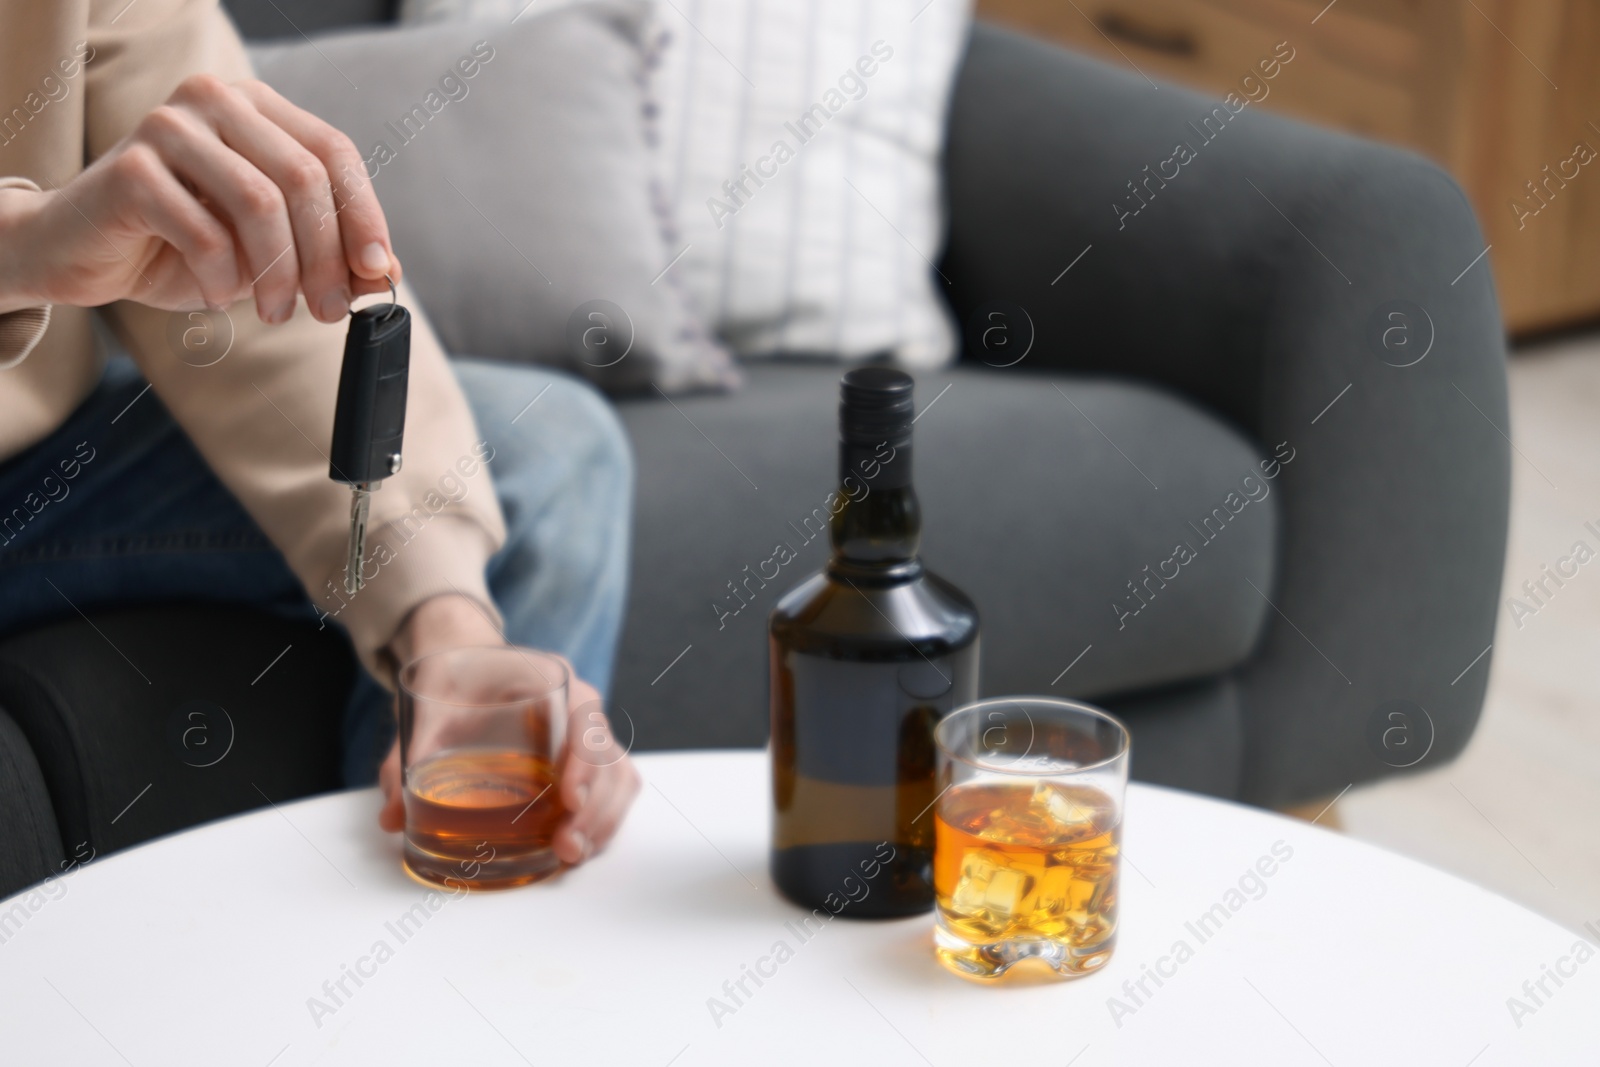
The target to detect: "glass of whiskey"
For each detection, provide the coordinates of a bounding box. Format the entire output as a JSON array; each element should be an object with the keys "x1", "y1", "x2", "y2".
[
  {"x1": 398, "y1": 646, "x2": 569, "y2": 890},
  {"x1": 932, "y1": 697, "x2": 1130, "y2": 981}
]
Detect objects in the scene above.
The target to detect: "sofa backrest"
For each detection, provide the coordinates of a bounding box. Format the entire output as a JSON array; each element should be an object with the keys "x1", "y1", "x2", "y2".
[{"x1": 222, "y1": 0, "x2": 395, "y2": 40}]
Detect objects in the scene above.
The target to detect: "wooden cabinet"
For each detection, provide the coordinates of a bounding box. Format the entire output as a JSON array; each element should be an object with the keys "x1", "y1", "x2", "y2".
[{"x1": 979, "y1": 0, "x2": 1600, "y2": 335}]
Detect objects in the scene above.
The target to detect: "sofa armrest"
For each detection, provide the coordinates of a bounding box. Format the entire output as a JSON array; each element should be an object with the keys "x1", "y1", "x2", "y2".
[
  {"x1": 940, "y1": 24, "x2": 1510, "y2": 805},
  {"x1": 0, "y1": 707, "x2": 63, "y2": 901},
  {"x1": 0, "y1": 606, "x2": 356, "y2": 867}
]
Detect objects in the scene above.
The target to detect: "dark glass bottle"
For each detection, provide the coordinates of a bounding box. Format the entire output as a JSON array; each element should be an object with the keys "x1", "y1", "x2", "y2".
[{"x1": 769, "y1": 367, "x2": 980, "y2": 918}]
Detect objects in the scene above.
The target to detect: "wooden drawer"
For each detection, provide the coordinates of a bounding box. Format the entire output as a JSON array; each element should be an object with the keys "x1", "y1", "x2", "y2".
[{"x1": 979, "y1": 0, "x2": 1419, "y2": 144}]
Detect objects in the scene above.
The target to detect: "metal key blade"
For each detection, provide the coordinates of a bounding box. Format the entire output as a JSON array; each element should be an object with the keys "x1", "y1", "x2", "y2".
[{"x1": 345, "y1": 483, "x2": 371, "y2": 596}]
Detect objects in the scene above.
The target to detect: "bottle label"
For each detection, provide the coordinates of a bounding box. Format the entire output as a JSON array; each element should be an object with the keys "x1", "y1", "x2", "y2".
[{"x1": 789, "y1": 651, "x2": 973, "y2": 786}]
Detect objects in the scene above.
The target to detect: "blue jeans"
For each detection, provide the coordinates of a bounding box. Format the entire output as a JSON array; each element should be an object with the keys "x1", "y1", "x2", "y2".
[{"x1": 0, "y1": 355, "x2": 634, "y2": 784}]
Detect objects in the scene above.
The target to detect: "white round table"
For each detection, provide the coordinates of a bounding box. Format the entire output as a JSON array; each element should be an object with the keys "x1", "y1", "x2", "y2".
[{"x1": 0, "y1": 751, "x2": 1593, "y2": 1065}]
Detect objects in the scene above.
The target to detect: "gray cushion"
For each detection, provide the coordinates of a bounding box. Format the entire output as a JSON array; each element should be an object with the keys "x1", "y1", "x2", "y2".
[
  {"x1": 611, "y1": 362, "x2": 1277, "y2": 778},
  {"x1": 249, "y1": 4, "x2": 739, "y2": 394},
  {"x1": 1106, "y1": 675, "x2": 1243, "y2": 797}
]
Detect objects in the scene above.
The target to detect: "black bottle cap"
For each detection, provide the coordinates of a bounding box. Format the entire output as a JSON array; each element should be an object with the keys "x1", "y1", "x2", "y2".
[{"x1": 840, "y1": 366, "x2": 914, "y2": 448}]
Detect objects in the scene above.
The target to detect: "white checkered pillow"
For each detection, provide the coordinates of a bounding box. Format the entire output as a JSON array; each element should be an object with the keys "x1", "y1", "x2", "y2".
[{"x1": 652, "y1": 0, "x2": 970, "y2": 365}]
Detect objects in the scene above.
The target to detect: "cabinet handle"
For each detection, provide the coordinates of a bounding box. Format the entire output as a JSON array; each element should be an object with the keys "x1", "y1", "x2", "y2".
[{"x1": 1094, "y1": 10, "x2": 1199, "y2": 56}]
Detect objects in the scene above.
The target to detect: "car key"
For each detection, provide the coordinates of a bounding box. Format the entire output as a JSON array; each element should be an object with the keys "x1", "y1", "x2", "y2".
[{"x1": 329, "y1": 278, "x2": 411, "y2": 596}]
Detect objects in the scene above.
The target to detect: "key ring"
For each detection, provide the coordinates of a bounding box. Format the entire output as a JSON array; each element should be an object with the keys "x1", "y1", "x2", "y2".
[
  {"x1": 380, "y1": 273, "x2": 399, "y2": 322},
  {"x1": 351, "y1": 273, "x2": 400, "y2": 321}
]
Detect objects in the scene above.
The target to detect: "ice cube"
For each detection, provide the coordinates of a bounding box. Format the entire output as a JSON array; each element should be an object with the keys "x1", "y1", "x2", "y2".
[
  {"x1": 1040, "y1": 783, "x2": 1082, "y2": 826},
  {"x1": 1036, "y1": 863, "x2": 1074, "y2": 909},
  {"x1": 983, "y1": 866, "x2": 1033, "y2": 920},
  {"x1": 951, "y1": 849, "x2": 1035, "y2": 933},
  {"x1": 1037, "y1": 857, "x2": 1117, "y2": 942},
  {"x1": 1038, "y1": 784, "x2": 1117, "y2": 845},
  {"x1": 951, "y1": 848, "x2": 1004, "y2": 911},
  {"x1": 1032, "y1": 864, "x2": 1077, "y2": 936}
]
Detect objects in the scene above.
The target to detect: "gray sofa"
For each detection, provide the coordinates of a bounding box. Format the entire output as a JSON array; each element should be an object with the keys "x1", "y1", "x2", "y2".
[{"x1": 0, "y1": 0, "x2": 1509, "y2": 898}]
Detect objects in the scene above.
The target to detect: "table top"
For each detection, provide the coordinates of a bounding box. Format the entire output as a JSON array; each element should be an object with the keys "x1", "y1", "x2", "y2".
[{"x1": 1, "y1": 751, "x2": 1594, "y2": 1065}]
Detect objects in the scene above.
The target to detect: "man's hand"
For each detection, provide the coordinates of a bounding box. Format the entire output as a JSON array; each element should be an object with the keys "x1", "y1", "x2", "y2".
[
  {"x1": 376, "y1": 595, "x2": 642, "y2": 867},
  {"x1": 0, "y1": 74, "x2": 397, "y2": 324}
]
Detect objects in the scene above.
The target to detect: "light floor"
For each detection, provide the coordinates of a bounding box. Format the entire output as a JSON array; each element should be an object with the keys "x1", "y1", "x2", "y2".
[{"x1": 1339, "y1": 331, "x2": 1600, "y2": 934}]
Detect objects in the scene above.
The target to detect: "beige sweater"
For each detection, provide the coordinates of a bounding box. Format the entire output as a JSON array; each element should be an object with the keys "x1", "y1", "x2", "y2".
[{"x1": 0, "y1": 0, "x2": 506, "y2": 682}]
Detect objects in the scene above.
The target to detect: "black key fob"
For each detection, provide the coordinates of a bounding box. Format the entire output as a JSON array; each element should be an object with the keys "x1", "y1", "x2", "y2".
[{"x1": 330, "y1": 303, "x2": 410, "y2": 486}]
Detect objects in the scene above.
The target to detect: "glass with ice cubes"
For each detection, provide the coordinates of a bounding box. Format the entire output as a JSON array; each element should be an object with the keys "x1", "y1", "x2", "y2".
[{"x1": 932, "y1": 697, "x2": 1130, "y2": 980}]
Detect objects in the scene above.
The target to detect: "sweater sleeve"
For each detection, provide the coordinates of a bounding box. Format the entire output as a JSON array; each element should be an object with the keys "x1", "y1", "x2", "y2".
[
  {"x1": 0, "y1": 177, "x2": 51, "y2": 370},
  {"x1": 86, "y1": 0, "x2": 508, "y2": 684}
]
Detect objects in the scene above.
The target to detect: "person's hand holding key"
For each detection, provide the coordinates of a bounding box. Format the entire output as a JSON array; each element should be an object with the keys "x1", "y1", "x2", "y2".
[{"x1": 0, "y1": 74, "x2": 397, "y2": 323}]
